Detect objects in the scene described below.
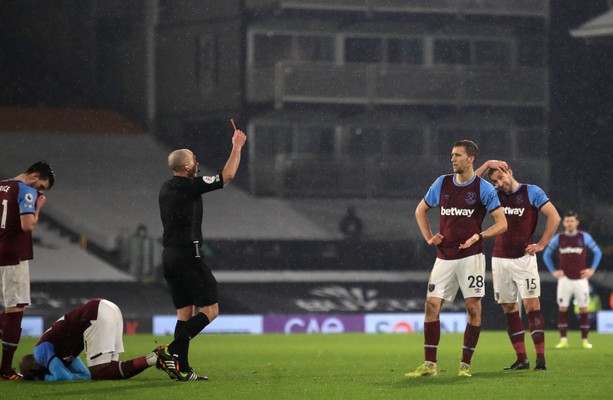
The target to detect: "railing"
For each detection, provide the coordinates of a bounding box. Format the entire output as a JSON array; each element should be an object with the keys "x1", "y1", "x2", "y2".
[
  {"x1": 271, "y1": 62, "x2": 548, "y2": 108},
  {"x1": 246, "y1": 0, "x2": 549, "y2": 17}
]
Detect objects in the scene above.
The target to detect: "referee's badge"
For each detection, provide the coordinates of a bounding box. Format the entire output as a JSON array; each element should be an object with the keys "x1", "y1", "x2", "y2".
[{"x1": 428, "y1": 284, "x2": 435, "y2": 292}]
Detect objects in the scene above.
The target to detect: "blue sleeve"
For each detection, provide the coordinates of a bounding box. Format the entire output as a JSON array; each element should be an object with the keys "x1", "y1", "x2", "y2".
[
  {"x1": 35, "y1": 341, "x2": 91, "y2": 381},
  {"x1": 543, "y1": 234, "x2": 559, "y2": 272},
  {"x1": 423, "y1": 176, "x2": 445, "y2": 208},
  {"x1": 583, "y1": 233, "x2": 602, "y2": 269},
  {"x1": 17, "y1": 181, "x2": 38, "y2": 214},
  {"x1": 527, "y1": 185, "x2": 549, "y2": 209},
  {"x1": 67, "y1": 358, "x2": 91, "y2": 380},
  {"x1": 45, "y1": 357, "x2": 78, "y2": 381},
  {"x1": 34, "y1": 342, "x2": 56, "y2": 369},
  {"x1": 479, "y1": 178, "x2": 501, "y2": 212}
]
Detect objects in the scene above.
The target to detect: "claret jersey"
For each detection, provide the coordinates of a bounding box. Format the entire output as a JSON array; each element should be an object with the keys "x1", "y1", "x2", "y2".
[
  {"x1": 0, "y1": 179, "x2": 40, "y2": 265},
  {"x1": 493, "y1": 184, "x2": 550, "y2": 259},
  {"x1": 424, "y1": 174, "x2": 501, "y2": 260},
  {"x1": 544, "y1": 231, "x2": 602, "y2": 280},
  {"x1": 37, "y1": 299, "x2": 103, "y2": 364}
]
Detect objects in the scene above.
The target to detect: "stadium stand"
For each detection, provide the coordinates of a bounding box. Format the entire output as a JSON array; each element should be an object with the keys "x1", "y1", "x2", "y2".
[
  {"x1": 2, "y1": 108, "x2": 608, "y2": 331},
  {"x1": 30, "y1": 223, "x2": 133, "y2": 282},
  {"x1": 1, "y1": 108, "x2": 337, "y2": 256}
]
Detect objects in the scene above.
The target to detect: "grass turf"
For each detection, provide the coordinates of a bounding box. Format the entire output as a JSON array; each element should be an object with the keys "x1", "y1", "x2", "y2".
[{"x1": 3, "y1": 331, "x2": 611, "y2": 399}]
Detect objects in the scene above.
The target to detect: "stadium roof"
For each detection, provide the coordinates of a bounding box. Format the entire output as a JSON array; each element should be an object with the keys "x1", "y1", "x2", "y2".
[{"x1": 570, "y1": 8, "x2": 613, "y2": 38}]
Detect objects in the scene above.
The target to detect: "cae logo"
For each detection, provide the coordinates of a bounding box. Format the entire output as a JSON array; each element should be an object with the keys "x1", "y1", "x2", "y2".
[{"x1": 284, "y1": 317, "x2": 344, "y2": 334}]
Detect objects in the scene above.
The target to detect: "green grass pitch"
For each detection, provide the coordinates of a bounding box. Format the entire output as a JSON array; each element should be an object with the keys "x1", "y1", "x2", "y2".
[{"x1": 3, "y1": 331, "x2": 611, "y2": 399}]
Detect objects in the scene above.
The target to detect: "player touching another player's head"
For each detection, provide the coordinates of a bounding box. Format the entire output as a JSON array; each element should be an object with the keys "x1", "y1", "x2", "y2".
[{"x1": 487, "y1": 164, "x2": 518, "y2": 194}]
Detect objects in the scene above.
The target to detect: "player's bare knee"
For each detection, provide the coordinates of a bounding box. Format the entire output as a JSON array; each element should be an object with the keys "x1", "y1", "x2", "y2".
[
  {"x1": 501, "y1": 303, "x2": 518, "y2": 314},
  {"x1": 465, "y1": 300, "x2": 481, "y2": 320},
  {"x1": 424, "y1": 298, "x2": 442, "y2": 319}
]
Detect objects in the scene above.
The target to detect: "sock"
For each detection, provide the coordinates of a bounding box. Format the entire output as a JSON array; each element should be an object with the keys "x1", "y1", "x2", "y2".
[
  {"x1": 146, "y1": 352, "x2": 158, "y2": 367},
  {"x1": 461, "y1": 324, "x2": 481, "y2": 365},
  {"x1": 91, "y1": 358, "x2": 150, "y2": 380},
  {"x1": 528, "y1": 310, "x2": 545, "y2": 361},
  {"x1": 505, "y1": 311, "x2": 527, "y2": 362},
  {"x1": 174, "y1": 320, "x2": 187, "y2": 340},
  {"x1": 174, "y1": 320, "x2": 190, "y2": 370},
  {"x1": 0, "y1": 312, "x2": 23, "y2": 374},
  {"x1": 168, "y1": 313, "x2": 210, "y2": 372},
  {"x1": 557, "y1": 311, "x2": 568, "y2": 339},
  {"x1": 423, "y1": 320, "x2": 440, "y2": 363},
  {"x1": 579, "y1": 313, "x2": 590, "y2": 340}
]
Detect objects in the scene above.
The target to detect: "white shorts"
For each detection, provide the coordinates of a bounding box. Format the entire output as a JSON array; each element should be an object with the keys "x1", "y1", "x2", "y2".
[
  {"x1": 0, "y1": 261, "x2": 30, "y2": 308},
  {"x1": 83, "y1": 299, "x2": 125, "y2": 367},
  {"x1": 427, "y1": 254, "x2": 486, "y2": 302},
  {"x1": 557, "y1": 277, "x2": 590, "y2": 308},
  {"x1": 492, "y1": 254, "x2": 540, "y2": 304}
]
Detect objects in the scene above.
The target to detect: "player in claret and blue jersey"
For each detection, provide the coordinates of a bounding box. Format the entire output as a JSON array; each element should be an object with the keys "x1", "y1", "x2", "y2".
[
  {"x1": 544, "y1": 211, "x2": 602, "y2": 350},
  {"x1": 407, "y1": 140, "x2": 507, "y2": 379},
  {"x1": 475, "y1": 160, "x2": 561, "y2": 371},
  {"x1": 19, "y1": 298, "x2": 178, "y2": 381},
  {"x1": 0, "y1": 161, "x2": 54, "y2": 380}
]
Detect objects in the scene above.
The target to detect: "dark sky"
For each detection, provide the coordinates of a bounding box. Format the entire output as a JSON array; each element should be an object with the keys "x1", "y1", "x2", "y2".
[{"x1": 549, "y1": 1, "x2": 613, "y2": 208}]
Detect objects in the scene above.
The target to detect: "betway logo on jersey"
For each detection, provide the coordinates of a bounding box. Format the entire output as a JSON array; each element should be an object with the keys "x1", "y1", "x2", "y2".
[
  {"x1": 503, "y1": 207, "x2": 525, "y2": 217},
  {"x1": 559, "y1": 247, "x2": 584, "y2": 255},
  {"x1": 440, "y1": 207, "x2": 474, "y2": 217}
]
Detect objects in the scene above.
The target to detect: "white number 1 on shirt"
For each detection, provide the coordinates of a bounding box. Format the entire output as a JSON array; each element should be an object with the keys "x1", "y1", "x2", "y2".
[{"x1": 1, "y1": 199, "x2": 7, "y2": 229}]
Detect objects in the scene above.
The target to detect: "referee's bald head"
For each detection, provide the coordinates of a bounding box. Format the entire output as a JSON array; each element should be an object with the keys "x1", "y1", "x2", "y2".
[{"x1": 168, "y1": 149, "x2": 192, "y2": 173}]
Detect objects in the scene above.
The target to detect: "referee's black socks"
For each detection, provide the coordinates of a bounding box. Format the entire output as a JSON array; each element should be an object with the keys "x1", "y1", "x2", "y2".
[{"x1": 168, "y1": 312, "x2": 210, "y2": 354}]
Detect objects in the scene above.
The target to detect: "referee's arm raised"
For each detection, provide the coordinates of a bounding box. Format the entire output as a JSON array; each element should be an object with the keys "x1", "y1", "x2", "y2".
[{"x1": 221, "y1": 129, "x2": 247, "y2": 185}]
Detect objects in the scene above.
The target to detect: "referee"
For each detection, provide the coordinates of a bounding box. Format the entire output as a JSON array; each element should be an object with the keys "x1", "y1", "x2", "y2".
[{"x1": 158, "y1": 128, "x2": 246, "y2": 381}]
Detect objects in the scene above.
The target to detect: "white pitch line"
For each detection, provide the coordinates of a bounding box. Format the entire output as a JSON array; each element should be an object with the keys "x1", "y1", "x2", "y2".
[
  {"x1": 214, "y1": 270, "x2": 558, "y2": 283},
  {"x1": 214, "y1": 270, "x2": 430, "y2": 283}
]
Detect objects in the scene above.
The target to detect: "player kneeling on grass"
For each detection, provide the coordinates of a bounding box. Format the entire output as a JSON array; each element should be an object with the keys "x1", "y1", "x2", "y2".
[{"x1": 18, "y1": 298, "x2": 180, "y2": 381}]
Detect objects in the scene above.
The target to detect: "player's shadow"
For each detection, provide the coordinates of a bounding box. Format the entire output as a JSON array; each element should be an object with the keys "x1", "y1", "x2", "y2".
[{"x1": 387, "y1": 369, "x2": 524, "y2": 388}]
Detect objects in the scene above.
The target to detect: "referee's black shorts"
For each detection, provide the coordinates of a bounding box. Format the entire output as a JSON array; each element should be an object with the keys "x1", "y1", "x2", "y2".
[{"x1": 162, "y1": 247, "x2": 218, "y2": 309}]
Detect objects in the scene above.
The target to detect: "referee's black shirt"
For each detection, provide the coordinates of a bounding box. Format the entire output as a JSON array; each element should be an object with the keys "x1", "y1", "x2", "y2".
[{"x1": 159, "y1": 174, "x2": 223, "y2": 248}]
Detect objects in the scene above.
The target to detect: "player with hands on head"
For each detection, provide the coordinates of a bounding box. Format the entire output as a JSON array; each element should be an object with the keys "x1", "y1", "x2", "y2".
[
  {"x1": 475, "y1": 159, "x2": 560, "y2": 371},
  {"x1": 543, "y1": 211, "x2": 602, "y2": 349},
  {"x1": 407, "y1": 140, "x2": 507, "y2": 379}
]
